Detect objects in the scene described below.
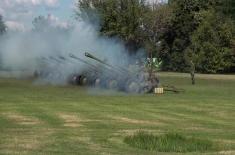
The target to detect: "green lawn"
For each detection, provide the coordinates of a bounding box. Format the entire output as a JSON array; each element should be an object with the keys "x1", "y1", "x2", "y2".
[{"x1": 0, "y1": 72, "x2": 234, "y2": 155}]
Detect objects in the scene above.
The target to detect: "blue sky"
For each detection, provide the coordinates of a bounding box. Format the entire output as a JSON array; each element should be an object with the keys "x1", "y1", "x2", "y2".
[
  {"x1": 0, "y1": 0, "x2": 76, "y2": 31},
  {"x1": 35, "y1": 0, "x2": 74, "y2": 21}
]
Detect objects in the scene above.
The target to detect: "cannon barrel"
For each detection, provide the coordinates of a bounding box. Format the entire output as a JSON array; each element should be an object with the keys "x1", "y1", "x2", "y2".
[
  {"x1": 58, "y1": 56, "x2": 66, "y2": 61},
  {"x1": 85, "y1": 52, "x2": 112, "y2": 68},
  {"x1": 69, "y1": 53, "x2": 98, "y2": 70},
  {"x1": 69, "y1": 53, "x2": 118, "y2": 76},
  {"x1": 49, "y1": 56, "x2": 65, "y2": 64},
  {"x1": 58, "y1": 56, "x2": 76, "y2": 65},
  {"x1": 84, "y1": 52, "x2": 129, "y2": 75}
]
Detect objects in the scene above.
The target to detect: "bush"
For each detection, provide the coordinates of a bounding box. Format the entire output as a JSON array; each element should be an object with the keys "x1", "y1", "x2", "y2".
[
  {"x1": 187, "y1": 10, "x2": 235, "y2": 73},
  {"x1": 124, "y1": 131, "x2": 216, "y2": 152}
]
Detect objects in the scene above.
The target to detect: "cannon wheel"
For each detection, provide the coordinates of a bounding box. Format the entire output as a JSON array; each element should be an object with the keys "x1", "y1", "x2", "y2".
[
  {"x1": 126, "y1": 81, "x2": 140, "y2": 93},
  {"x1": 80, "y1": 76, "x2": 88, "y2": 85},
  {"x1": 107, "y1": 79, "x2": 118, "y2": 90}
]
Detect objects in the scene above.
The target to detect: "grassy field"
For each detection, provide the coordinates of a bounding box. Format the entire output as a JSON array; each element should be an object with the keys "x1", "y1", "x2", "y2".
[{"x1": 0, "y1": 72, "x2": 234, "y2": 155}]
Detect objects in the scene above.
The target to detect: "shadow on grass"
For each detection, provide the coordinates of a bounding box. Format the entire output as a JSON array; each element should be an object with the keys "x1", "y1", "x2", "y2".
[{"x1": 124, "y1": 131, "x2": 217, "y2": 153}]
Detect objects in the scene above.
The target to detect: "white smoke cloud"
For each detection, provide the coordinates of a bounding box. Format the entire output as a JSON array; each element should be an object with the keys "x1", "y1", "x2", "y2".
[
  {"x1": 0, "y1": 8, "x2": 4, "y2": 15},
  {"x1": 0, "y1": 1, "x2": 155, "y2": 92},
  {"x1": 0, "y1": 20, "x2": 132, "y2": 85}
]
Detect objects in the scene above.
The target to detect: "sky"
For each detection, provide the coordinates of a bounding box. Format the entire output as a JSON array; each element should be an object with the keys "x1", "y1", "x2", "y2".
[
  {"x1": 0, "y1": 0, "x2": 75, "y2": 31},
  {"x1": 0, "y1": 0, "x2": 164, "y2": 31}
]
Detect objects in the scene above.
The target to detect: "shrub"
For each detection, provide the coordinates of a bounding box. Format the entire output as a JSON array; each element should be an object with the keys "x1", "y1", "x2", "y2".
[{"x1": 124, "y1": 131, "x2": 216, "y2": 152}]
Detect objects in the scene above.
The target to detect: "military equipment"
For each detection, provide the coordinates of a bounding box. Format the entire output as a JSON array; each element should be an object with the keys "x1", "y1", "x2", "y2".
[
  {"x1": 68, "y1": 53, "x2": 101, "y2": 86},
  {"x1": 85, "y1": 52, "x2": 128, "y2": 75},
  {"x1": 69, "y1": 53, "x2": 98, "y2": 71},
  {"x1": 84, "y1": 52, "x2": 159, "y2": 93},
  {"x1": 49, "y1": 56, "x2": 64, "y2": 64},
  {"x1": 37, "y1": 52, "x2": 162, "y2": 93},
  {"x1": 162, "y1": 85, "x2": 185, "y2": 93}
]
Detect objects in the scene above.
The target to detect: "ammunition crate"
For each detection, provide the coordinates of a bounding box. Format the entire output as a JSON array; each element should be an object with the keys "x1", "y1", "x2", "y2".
[{"x1": 154, "y1": 87, "x2": 164, "y2": 94}]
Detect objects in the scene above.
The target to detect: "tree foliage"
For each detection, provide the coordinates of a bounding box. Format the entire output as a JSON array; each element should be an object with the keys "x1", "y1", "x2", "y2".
[
  {"x1": 32, "y1": 16, "x2": 50, "y2": 32},
  {"x1": 142, "y1": 3, "x2": 172, "y2": 58},
  {"x1": 187, "y1": 10, "x2": 235, "y2": 73},
  {"x1": 76, "y1": 0, "x2": 235, "y2": 73},
  {"x1": 77, "y1": 0, "x2": 148, "y2": 52},
  {"x1": 217, "y1": 0, "x2": 235, "y2": 20},
  {"x1": 159, "y1": 0, "x2": 217, "y2": 71},
  {"x1": 0, "y1": 15, "x2": 6, "y2": 35}
]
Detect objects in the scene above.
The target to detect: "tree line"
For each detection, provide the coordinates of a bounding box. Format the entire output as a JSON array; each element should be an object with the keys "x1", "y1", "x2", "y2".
[
  {"x1": 77, "y1": 0, "x2": 235, "y2": 73},
  {"x1": 0, "y1": 0, "x2": 234, "y2": 73},
  {"x1": 0, "y1": 15, "x2": 6, "y2": 35}
]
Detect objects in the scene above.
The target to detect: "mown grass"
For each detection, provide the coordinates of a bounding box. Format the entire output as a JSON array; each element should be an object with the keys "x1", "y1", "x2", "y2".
[
  {"x1": 124, "y1": 131, "x2": 215, "y2": 152},
  {"x1": 0, "y1": 72, "x2": 234, "y2": 155}
]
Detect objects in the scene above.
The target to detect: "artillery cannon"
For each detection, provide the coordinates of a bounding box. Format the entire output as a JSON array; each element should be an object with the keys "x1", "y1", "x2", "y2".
[
  {"x1": 68, "y1": 53, "x2": 101, "y2": 86},
  {"x1": 84, "y1": 52, "x2": 159, "y2": 93},
  {"x1": 36, "y1": 52, "x2": 160, "y2": 93}
]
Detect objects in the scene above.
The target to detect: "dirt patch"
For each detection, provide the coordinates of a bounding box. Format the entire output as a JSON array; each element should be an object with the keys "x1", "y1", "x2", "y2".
[
  {"x1": 80, "y1": 138, "x2": 109, "y2": 155},
  {"x1": 6, "y1": 135, "x2": 40, "y2": 150},
  {"x1": 2, "y1": 113, "x2": 41, "y2": 125},
  {"x1": 58, "y1": 113, "x2": 102, "y2": 128},
  {"x1": 214, "y1": 139, "x2": 235, "y2": 144},
  {"x1": 1, "y1": 128, "x2": 53, "y2": 154},
  {"x1": 219, "y1": 151, "x2": 235, "y2": 155},
  {"x1": 111, "y1": 116, "x2": 164, "y2": 126},
  {"x1": 58, "y1": 113, "x2": 83, "y2": 127},
  {"x1": 185, "y1": 126, "x2": 222, "y2": 132},
  {"x1": 116, "y1": 129, "x2": 162, "y2": 136},
  {"x1": 68, "y1": 136, "x2": 107, "y2": 154},
  {"x1": 209, "y1": 111, "x2": 233, "y2": 119}
]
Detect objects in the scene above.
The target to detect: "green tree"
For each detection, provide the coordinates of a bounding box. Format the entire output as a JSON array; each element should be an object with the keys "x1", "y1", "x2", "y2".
[
  {"x1": 0, "y1": 15, "x2": 6, "y2": 69},
  {"x1": 160, "y1": 0, "x2": 217, "y2": 71},
  {"x1": 77, "y1": 0, "x2": 235, "y2": 73},
  {"x1": 32, "y1": 15, "x2": 50, "y2": 32},
  {"x1": 142, "y1": 3, "x2": 172, "y2": 59},
  {"x1": 77, "y1": 0, "x2": 148, "y2": 52},
  {"x1": 217, "y1": 0, "x2": 235, "y2": 19},
  {"x1": 186, "y1": 10, "x2": 235, "y2": 73},
  {"x1": 0, "y1": 15, "x2": 6, "y2": 35},
  {"x1": 32, "y1": 15, "x2": 70, "y2": 34}
]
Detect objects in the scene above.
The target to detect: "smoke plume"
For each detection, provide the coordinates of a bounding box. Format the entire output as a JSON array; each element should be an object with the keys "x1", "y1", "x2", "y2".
[{"x1": 0, "y1": 19, "x2": 139, "y2": 85}]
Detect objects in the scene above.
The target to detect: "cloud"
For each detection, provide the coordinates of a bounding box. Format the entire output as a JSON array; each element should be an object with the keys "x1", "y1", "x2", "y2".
[
  {"x1": 14, "y1": 0, "x2": 58, "y2": 7},
  {"x1": 0, "y1": 0, "x2": 59, "y2": 15},
  {"x1": 5, "y1": 13, "x2": 70, "y2": 32},
  {"x1": 45, "y1": 0, "x2": 58, "y2": 7},
  {"x1": 5, "y1": 21, "x2": 26, "y2": 32},
  {"x1": 46, "y1": 14, "x2": 70, "y2": 29},
  {"x1": 0, "y1": 0, "x2": 63, "y2": 31},
  {"x1": 30, "y1": 14, "x2": 70, "y2": 31}
]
